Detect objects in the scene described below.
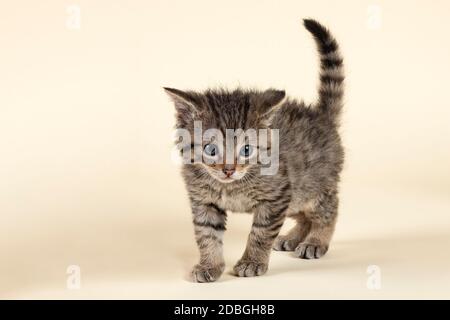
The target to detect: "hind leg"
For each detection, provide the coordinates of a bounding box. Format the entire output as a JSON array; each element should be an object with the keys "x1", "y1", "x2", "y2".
[
  {"x1": 295, "y1": 192, "x2": 338, "y2": 259},
  {"x1": 273, "y1": 212, "x2": 311, "y2": 251},
  {"x1": 294, "y1": 220, "x2": 336, "y2": 259}
]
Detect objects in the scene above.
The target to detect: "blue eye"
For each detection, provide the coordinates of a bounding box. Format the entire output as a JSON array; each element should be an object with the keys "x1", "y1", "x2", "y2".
[
  {"x1": 204, "y1": 144, "x2": 218, "y2": 157},
  {"x1": 239, "y1": 145, "x2": 253, "y2": 158}
]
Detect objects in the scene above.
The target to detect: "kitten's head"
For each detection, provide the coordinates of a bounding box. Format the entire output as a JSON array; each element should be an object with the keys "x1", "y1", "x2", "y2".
[{"x1": 165, "y1": 87, "x2": 285, "y2": 183}]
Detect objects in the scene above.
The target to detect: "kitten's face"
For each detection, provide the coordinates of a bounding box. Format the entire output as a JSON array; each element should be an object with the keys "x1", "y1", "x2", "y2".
[
  {"x1": 165, "y1": 88, "x2": 285, "y2": 183},
  {"x1": 199, "y1": 133, "x2": 257, "y2": 183}
]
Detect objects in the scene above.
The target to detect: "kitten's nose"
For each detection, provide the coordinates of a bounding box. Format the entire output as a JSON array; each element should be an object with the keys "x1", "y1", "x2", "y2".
[{"x1": 222, "y1": 166, "x2": 236, "y2": 177}]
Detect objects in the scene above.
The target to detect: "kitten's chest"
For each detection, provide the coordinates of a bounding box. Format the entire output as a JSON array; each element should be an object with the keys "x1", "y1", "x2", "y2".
[{"x1": 215, "y1": 189, "x2": 257, "y2": 213}]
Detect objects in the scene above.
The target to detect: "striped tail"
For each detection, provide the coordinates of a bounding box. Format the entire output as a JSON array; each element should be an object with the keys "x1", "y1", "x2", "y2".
[{"x1": 303, "y1": 19, "x2": 344, "y2": 120}]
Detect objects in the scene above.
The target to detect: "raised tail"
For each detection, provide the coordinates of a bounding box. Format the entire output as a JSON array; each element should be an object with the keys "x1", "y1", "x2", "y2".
[{"x1": 303, "y1": 19, "x2": 344, "y2": 120}]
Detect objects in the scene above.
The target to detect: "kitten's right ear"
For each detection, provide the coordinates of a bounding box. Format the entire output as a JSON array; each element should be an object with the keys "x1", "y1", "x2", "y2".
[{"x1": 163, "y1": 87, "x2": 200, "y2": 114}]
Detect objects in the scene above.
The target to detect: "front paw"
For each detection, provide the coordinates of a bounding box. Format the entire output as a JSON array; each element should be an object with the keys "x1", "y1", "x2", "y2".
[
  {"x1": 190, "y1": 264, "x2": 224, "y2": 283},
  {"x1": 233, "y1": 260, "x2": 268, "y2": 277}
]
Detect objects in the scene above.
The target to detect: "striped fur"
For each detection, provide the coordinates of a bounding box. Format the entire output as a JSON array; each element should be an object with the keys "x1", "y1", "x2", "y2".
[
  {"x1": 303, "y1": 19, "x2": 345, "y2": 121},
  {"x1": 165, "y1": 19, "x2": 345, "y2": 282},
  {"x1": 190, "y1": 203, "x2": 227, "y2": 282}
]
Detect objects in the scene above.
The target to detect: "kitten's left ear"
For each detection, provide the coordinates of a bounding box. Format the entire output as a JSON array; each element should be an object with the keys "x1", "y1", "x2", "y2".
[
  {"x1": 163, "y1": 87, "x2": 201, "y2": 115},
  {"x1": 252, "y1": 89, "x2": 286, "y2": 125}
]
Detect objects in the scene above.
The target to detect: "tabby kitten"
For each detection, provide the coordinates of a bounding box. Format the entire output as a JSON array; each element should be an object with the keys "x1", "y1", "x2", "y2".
[{"x1": 165, "y1": 19, "x2": 344, "y2": 282}]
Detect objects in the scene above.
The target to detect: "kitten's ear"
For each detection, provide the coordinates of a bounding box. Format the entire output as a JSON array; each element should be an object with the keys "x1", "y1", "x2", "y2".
[
  {"x1": 163, "y1": 87, "x2": 201, "y2": 114},
  {"x1": 252, "y1": 89, "x2": 286, "y2": 125}
]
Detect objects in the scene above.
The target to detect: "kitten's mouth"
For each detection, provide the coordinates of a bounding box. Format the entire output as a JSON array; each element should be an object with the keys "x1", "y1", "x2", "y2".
[
  {"x1": 219, "y1": 176, "x2": 235, "y2": 183},
  {"x1": 203, "y1": 166, "x2": 246, "y2": 183},
  {"x1": 216, "y1": 171, "x2": 246, "y2": 183}
]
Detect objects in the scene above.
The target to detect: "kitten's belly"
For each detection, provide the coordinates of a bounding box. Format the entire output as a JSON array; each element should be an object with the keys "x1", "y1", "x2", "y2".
[{"x1": 216, "y1": 191, "x2": 256, "y2": 213}]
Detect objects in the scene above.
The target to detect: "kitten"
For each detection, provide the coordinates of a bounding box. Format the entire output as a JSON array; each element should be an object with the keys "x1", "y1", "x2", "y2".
[{"x1": 164, "y1": 19, "x2": 344, "y2": 282}]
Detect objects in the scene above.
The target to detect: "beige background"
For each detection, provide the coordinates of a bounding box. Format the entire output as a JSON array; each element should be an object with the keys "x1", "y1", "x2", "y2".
[{"x1": 1, "y1": 0, "x2": 450, "y2": 299}]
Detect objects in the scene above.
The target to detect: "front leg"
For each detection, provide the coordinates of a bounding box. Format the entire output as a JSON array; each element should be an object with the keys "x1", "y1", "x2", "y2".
[
  {"x1": 234, "y1": 203, "x2": 287, "y2": 277},
  {"x1": 190, "y1": 203, "x2": 227, "y2": 283}
]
